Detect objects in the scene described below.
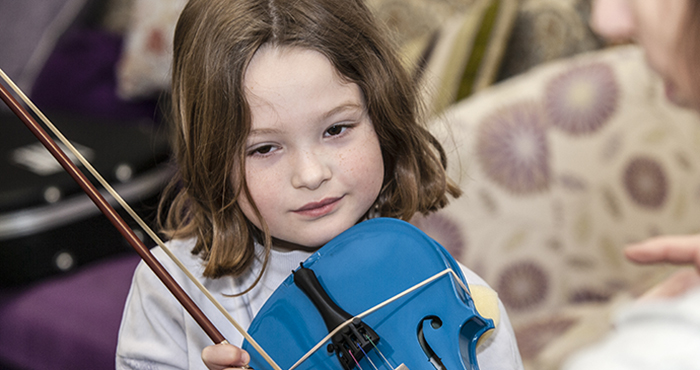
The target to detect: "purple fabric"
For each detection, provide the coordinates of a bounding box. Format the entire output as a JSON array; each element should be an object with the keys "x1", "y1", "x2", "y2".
[
  {"x1": 0, "y1": 0, "x2": 79, "y2": 94},
  {"x1": 0, "y1": 253, "x2": 140, "y2": 369},
  {"x1": 30, "y1": 27, "x2": 160, "y2": 122}
]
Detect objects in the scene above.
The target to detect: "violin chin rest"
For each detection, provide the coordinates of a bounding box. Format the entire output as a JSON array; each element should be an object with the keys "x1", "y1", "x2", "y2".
[
  {"x1": 469, "y1": 284, "x2": 500, "y2": 348},
  {"x1": 396, "y1": 364, "x2": 409, "y2": 370},
  {"x1": 468, "y1": 285, "x2": 500, "y2": 326}
]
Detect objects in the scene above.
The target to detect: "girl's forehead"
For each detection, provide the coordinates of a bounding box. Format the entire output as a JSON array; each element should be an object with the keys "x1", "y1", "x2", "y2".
[
  {"x1": 242, "y1": 44, "x2": 366, "y2": 131},
  {"x1": 245, "y1": 45, "x2": 343, "y2": 86}
]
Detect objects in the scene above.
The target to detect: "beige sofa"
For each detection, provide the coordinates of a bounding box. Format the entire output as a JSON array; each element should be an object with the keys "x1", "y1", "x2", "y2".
[
  {"x1": 371, "y1": 1, "x2": 700, "y2": 366},
  {"x1": 418, "y1": 44, "x2": 700, "y2": 369}
]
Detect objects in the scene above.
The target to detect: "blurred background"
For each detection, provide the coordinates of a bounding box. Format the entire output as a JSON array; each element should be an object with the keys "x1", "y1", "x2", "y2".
[{"x1": 2, "y1": 0, "x2": 699, "y2": 369}]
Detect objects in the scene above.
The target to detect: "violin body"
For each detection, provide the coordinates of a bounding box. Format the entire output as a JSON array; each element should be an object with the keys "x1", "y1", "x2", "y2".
[{"x1": 242, "y1": 218, "x2": 494, "y2": 370}]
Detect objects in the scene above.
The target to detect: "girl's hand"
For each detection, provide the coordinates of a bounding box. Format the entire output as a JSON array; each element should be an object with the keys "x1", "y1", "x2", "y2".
[
  {"x1": 625, "y1": 234, "x2": 700, "y2": 269},
  {"x1": 201, "y1": 342, "x2": 251, "y2": 370}
]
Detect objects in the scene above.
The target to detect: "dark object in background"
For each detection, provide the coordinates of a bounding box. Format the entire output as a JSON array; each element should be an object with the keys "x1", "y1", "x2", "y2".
[{"x1": 0, "y1": 110, "x2": 171, "y2": 286}]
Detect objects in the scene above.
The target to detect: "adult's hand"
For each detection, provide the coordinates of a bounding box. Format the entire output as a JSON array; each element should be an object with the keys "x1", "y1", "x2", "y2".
[
  {"x1": 625, "y1": 235, "x2": 700, "y2": 300},
  {"x1": 625, "y1": 234, "x2": 700, "y2": 268}
]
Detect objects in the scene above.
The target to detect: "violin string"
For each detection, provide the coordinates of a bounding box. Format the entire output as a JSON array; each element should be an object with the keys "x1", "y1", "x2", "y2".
[
  {"x1": 348, "y1": 348, "x2": 364, "y2": 370},
  {"x1": 288, "y1": 268, "x2": 468, "y2": 370},
  {"x1": 355, "y1": 341, "x2": 379, "y2": 370},
  {"x1": 356, "y1": 269, "x2": 463, "y2": 319},
  {"x1": 365, "y1": 335, "x2": 395, "y2": 370},
  {"x1": 0, "y1": 68, "x2": 282, "y2": 370}
]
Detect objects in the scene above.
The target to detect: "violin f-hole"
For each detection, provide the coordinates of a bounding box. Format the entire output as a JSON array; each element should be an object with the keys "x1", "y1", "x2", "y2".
[{"x1": 417, "y1": 316, "x2": 447, "y2": 370}]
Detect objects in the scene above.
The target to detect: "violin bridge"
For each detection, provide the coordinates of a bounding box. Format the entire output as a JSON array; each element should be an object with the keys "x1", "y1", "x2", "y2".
[{"x1": 396, "y1": 364, "x2": 409, "y2": 370}]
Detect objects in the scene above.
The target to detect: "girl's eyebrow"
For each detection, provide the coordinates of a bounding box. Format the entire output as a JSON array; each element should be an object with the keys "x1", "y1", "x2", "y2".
[
  {"x1": 248, "y1": 127, "x2": 280, "y2": 136},
  {"x1": 322, "y1": 102, "x2": 364, "y2": 120},
  {"x1": 248, "y1": 102, "x2": 365, "y2": 137}
]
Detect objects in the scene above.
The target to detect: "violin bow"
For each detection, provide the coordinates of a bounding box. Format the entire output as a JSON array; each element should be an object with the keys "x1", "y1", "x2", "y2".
[{"x1": 0, "y1": 68, "x2": 281, "y2": 370}]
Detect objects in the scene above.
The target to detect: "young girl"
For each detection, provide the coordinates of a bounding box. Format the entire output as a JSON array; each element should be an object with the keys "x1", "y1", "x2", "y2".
[{"x1": 115, "y1": 0, "x2": 524, "y2": 369}]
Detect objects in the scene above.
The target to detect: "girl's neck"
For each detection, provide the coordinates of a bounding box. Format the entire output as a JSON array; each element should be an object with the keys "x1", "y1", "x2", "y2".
[{"x1": 271, "y1": 237, "x2": 323, "y2": 253}]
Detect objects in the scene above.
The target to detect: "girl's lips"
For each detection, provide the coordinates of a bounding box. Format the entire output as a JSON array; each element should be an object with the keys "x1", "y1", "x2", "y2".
[{"x1": 294, "y1": 196, "x2": 343, "y2": 217}]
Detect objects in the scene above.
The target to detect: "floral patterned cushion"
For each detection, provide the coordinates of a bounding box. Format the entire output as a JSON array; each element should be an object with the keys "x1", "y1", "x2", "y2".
[{"x1": 416, "y1": 44, "x2": 700, "y2": 369}]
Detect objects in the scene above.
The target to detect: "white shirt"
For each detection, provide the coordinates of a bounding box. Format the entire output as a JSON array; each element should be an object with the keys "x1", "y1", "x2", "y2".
[
  {"x1": 563, "y1": 286, "x2": 700, "y2": 370},
  {"x1": 116, "y1": 238, "x2": 523, "y2": 370}
]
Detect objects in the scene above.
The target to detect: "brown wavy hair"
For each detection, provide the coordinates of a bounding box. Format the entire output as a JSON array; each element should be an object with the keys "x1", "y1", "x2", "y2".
[{"x1": 160, "y1": 0, "x2": 461, "y2": 286}]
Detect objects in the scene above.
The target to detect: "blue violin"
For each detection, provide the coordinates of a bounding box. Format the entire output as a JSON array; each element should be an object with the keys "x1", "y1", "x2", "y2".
[{"x1": 241, "y1": 218, "x2": 494, "y2": 370}]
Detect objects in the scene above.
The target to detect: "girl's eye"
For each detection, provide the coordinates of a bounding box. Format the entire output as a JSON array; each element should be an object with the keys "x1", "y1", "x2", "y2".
[
  {"x1": 325, "y1": 124, "x2": 351, "y2": 137},
  {"x1": 248, "y1": 144, "x2": 276, "y2": 156}
]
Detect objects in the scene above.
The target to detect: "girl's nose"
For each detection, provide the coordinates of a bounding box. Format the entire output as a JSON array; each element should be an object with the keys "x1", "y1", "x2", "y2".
[
  {"x1": 291, "y1": 149, "x2": 332, "y2": 190},
  {"x1": 590, "y1": 0, "x2": 636, "y2": 43}
]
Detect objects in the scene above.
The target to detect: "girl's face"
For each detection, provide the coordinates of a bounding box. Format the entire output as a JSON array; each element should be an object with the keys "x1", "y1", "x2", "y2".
[
  {"x1": 238, "y1": 45, "x2": 385, "y2": 251},
  {"x1": 591, "y1": 0, "x2": 696, "y2": 109}
]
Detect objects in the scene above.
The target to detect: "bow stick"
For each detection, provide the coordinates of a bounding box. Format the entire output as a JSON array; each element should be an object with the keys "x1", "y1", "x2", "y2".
[{"x1": 0, "y1": 68, "x2": 281, "y2": 370}]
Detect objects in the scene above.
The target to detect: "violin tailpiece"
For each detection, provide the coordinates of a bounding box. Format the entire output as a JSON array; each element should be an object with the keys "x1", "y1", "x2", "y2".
[
  {"x1": 293, "y1": 264, "x2": 381, "y2": 370},
  {"x1": 329, "y1": 318, "x2": 380, "y2": 370}
]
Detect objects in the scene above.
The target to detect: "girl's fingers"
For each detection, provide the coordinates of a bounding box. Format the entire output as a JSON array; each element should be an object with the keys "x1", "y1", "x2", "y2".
[{"x1": 202, "y1": 342, "x2": 251, "y2": 370}]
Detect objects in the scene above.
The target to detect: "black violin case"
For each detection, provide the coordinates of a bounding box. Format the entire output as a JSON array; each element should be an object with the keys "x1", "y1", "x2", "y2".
[{"x1": 0, "y1": 111, "x2": 172, "y2": 286}]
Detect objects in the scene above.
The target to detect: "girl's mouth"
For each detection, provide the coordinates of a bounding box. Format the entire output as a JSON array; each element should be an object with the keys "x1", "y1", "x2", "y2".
[{"x1": 294, "y1": 196, "x2": 343, "y2": 217}]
